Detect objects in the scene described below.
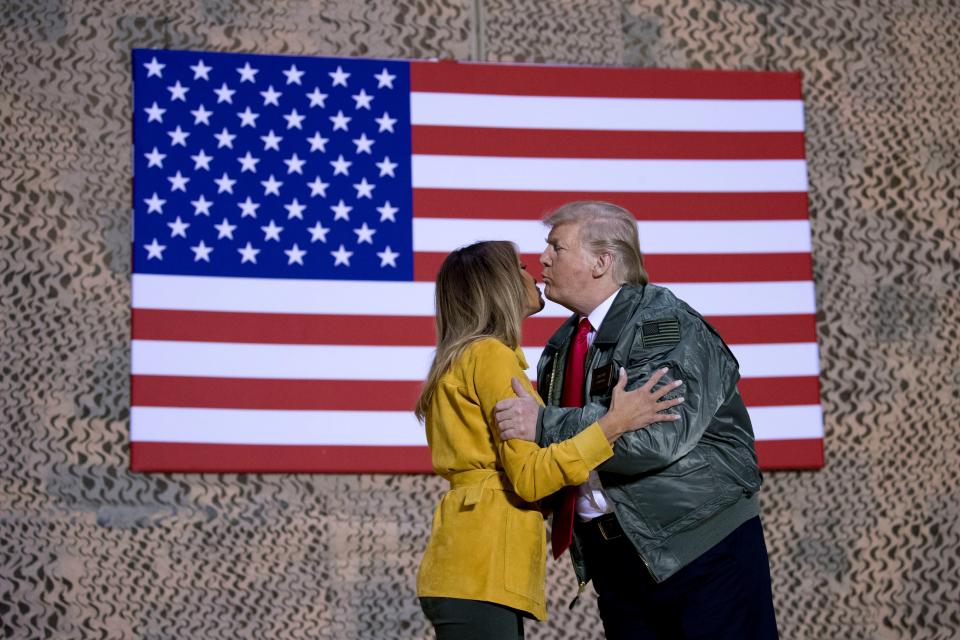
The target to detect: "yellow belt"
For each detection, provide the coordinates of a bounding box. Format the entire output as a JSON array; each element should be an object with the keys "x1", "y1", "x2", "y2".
[{"x1": 447, "y1": 469, "x2": 512, "y2": 507}]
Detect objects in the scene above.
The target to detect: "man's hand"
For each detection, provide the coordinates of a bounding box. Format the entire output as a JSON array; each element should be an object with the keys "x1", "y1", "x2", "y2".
[{"x1": 495, "y1": 378, "x2": 539, "y2": 442}]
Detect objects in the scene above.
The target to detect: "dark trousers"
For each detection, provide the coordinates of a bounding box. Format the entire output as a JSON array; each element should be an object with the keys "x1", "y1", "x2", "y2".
[
  {"x1": 420, "y1": 597, "x2": 525, "y2": 640},
  {"x1": 579, "y1": 515, "x2": 779, "y2": 640}
]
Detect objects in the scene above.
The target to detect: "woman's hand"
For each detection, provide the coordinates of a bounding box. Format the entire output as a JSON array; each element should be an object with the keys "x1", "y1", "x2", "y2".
[{"x1": 598, "y1": 367, "x2": 683, "y2": 443}]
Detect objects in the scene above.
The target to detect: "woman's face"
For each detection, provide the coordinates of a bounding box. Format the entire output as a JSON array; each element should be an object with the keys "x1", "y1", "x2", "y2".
[{"x1": 519, "y1": 259, "x2": 545, "y2": 316}]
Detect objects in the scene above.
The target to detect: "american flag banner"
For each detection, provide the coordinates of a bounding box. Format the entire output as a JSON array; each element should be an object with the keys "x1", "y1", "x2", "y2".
[{"x1": 130, "y1": 48, "x2": 823, "y2": 473}]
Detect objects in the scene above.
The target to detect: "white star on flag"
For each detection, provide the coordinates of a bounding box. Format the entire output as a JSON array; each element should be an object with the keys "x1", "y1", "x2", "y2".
[
  {"x1": 214, "y1": 218, "x2": 237, "y2": 239},
  {"x1": 237, "y1": 62, "x2": 258, "y2": 82},
  {"x1": 283, "y1": 65, "x2": 305, "y2": 85},
  {"x1": 352, "y1": 133, "x2": 374, "y2": 154},
  {"x1": 144, "y1": 193, "x2": 165, "y2": 213},
  {"x1": 284, "y1": 109, "x2": 305, "y2": 129},
  {"x1": 376, "y1": 157, "x2": 398, "y2": 177},
  {"x1": 238, "y1": 107, "x2": 259, "y2": 127},
  {"x1": 143, "y1": 238, "x2": 166, "y2": 259},
  {"x1": 284, "y1": 153, "x2": 305, "y2": 174},
  {"x1": 191, "y1": 104, "x2": 213, "y2": 125},
  {"x1": 329, "y1": 66, "x2": 350, "y2": 87},
  {"x1": 330, "y1": 155, "x2": 351, "y2": 175},
  {"x1": 308, "y1": 221, "x2": 330, "y2": 242},
  {"x1": 238, "y1": 151, "x2": 260, "y2": 172},
  {"x1": 167, "y1": 81, "x2": 188, "y2": 101},
  {"x1": 214, "y1": 128, "x2": 236, "y2": 148},
  {"x1": 168, "y1": 126, "x2": 189, "y2": 146},
  {"x1": 168, "y1": 171, "x2": 190, "y2": 191},
  {"x1": 331, "y1": 199, "x2": 352, "y2": 221},
  {"x1": 190, "y1": 59, "x2": 211, "y2": 80},
  {"x1": 307, "y1": 88, "x2": 328, "y2": 108},
  {"x1": 191, "y1": 195, "x2": 213, "y2": 216},
  {"x1": 376, "y1": 201, "x2": 398, "y2": 222},
  {"x1": 191, "y1": 149, "x2": 213, "y2": 171},
  {"x1": 354, "y1": 222, "x2": 376, "y2": 244},
  {"x1": 377, "y1": 245, "x2": 399, "y2": 267},
  {"x1": 214, "y1": 83, "x2": 235, "y2": 103},
  {"x1": 261, "y1": 220, "x2": 283, "y2": 241},
  {"x1": 330, "y1": 244, "x2": 353, "y2": 266},
  {"x1": 330, "y1": 110, "x2": 351, "y2": 131},
  {"x1": 352, "y1": 89, "x2": 373, "y2": 110},
  {"x1": 260, "y1": 86, "x2": 282, "y2": 106},
  {"x1": 144, "y1": 147, "x2": 166, "y2": 168},
  {"x1": 261, "y1": 175, "x2": 283, "y2": 196},
  {"x1": 214, "y1": 172, "x2": 237, "y2": 194},
  {"x1": 237, "y1": 197, "x2": 260, "y2": 218},
  {"x1": 307, "y1": 132, "x2": 329, "y2": 152},
  {"x1": 168, "y1": 216, "x2": 190, "y2": 238},
  {"x1": 284, "y1": 199, "x2": 307, "y2": 219},
  {"x1": 145, "y1": 102, "x2": 165, "y2": 122},
  {"x1": 353, "y1": 178, "x2": 375, "y2": 199},
  {"x1": 375, "y1": 112, "x2": 397, "y2": 132},
  {"x1": 144, "y1": 57, "x2": 165, "y2": 78},
  {"x1": 307, "y1": 176, "x2": 329, "y2": 197},
  {"x1": 191, "y1": 240, "x2": 213, "y2": 262},
  {"x1": 261, "y1": 130, "x2": 282, "y2": 150},
  {"x1": 284, "y1": 243, "x2": 307, "y2": 265},
  {"x1": 374, "y1": 67, "x2": 396, "y2": 89},
  {"x1": 238, "y1": 242, "x2": 260, "y2": 263}
]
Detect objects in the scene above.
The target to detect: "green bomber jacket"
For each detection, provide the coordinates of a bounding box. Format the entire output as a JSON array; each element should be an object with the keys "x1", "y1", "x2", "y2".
[{"x1": 535, "y1": 284, "x2": 763, "y2": 587}]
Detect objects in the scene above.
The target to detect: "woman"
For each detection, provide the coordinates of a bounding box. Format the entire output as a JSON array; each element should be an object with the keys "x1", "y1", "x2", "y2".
[{"x1": 415, "y1": 241, "x2": 681, "y2": 639}]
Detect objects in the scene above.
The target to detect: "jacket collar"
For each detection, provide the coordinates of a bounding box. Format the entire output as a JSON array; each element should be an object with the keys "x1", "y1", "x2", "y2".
[{"x1": 545, "y1": 285, "x2": 647, "y2": 350}]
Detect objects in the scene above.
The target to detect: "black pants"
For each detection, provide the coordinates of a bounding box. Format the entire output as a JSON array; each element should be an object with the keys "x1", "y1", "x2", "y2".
[
  {"x1": 579, "y1": 515, "x2": 779, "y2": 640},
  {"x1": 420, "y1": 597, "x2": 525, "y2": 640}
]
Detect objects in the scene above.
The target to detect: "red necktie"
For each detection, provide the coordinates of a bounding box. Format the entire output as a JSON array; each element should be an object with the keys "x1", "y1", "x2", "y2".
[{"x1": 551, "y1": 317, "x2": 592, "y2": 559}]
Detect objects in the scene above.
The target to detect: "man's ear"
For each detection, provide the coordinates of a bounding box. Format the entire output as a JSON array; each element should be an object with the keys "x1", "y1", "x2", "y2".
[{"x1": 592, "y1": 252, "x2": 614, "y2": 278}]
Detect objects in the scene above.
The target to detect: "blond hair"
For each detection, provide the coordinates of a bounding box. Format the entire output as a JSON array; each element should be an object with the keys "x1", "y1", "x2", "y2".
[
  {"x1": 544, "y1": 201, "x2": 648, "y2": 285},
  {"x1": 415, "y1": 241, "x2": 528, "y2": 422}
]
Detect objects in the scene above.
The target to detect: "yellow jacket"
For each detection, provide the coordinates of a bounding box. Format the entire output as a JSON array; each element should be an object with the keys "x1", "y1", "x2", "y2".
[{"x1": 416, "y1": 338, "x2": 613, "y2": 620}]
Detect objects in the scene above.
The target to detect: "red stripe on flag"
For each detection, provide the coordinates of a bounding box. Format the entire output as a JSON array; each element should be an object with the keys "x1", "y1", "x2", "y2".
[
  {"x1": 130, "y1": 440, "x2": 822, "y2": 472},
  {"x1": 132, "y1": 310, "x2": 815, "y2": 346},
  {"x1": 738, "y1": 376, "x2": 820, "y2": 407},
  {"x1": 131, "y1": 375, "x2": 819, "y2": 411},
  {"x1": 132, "y1": 376, "x2": 422, "y2": 410},
  {"x1": 131, "y1": 442, "x2": 433, "y2": 473},
  {"x1": 132, "y1": 309, "x2": 436, "y2": 346},
  {"x1": 412, "y1": 189, "x2": 809, "y2": 221},
  {"x1": 755, "y1": 439, "x2": 824, "y2": 469},
  {"x1": 415, "y1": 252, "x2": 813, "y2": 283},
  {"x1": 412, "y1": 126, "x2": 806, "y2": 160},
  {"x1": 410, "y1": 61, "x2": 802, "y2": 100}
]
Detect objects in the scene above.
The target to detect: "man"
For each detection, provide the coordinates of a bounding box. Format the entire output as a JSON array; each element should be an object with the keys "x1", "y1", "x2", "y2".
[{"x1": 495, "y1": 201, "x2": 778, "y2": 639}]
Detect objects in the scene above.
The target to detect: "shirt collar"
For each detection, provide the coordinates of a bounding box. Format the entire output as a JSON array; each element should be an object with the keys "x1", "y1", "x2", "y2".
[{"x1": 585, "y1": 287, "x2": 622, "y2": 332}]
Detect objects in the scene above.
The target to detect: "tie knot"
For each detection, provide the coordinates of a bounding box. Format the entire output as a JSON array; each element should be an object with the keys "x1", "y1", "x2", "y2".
[{"x1": 576, "y1": 317, "x2": 593, "y2": 336}]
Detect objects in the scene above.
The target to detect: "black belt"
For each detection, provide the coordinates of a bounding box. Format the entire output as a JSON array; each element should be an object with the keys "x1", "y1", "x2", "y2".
[{"x1": 576, "y1": 512, "x2": 625, "y2": 542}]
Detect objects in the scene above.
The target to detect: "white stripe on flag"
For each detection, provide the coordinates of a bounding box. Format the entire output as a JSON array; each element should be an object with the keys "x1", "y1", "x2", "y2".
[
  {"x1": 748, "y1": 404, "x2": 824, "y2": 440},
  {"x1": 410, "y1": 93, "x2": 805, "y2": 132},
  {"x1": 131, "y1": 341, "x2": 818, "y2": 380},
  {"x1": 413, "y1": 219, "x2": 813, "y2": 254},
  {"x1": 412, "y1": 156, "x2": 809, "y2": 192},
  {"x1": 129, "y1": 404, "x2": 822, "y2": 445},
  {"x1": 132, "y1": 275, "x2": 816, "y2": 317}
]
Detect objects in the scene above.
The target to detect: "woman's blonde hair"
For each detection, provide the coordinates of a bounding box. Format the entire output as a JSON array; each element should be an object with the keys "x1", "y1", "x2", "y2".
[{"x1": 415, "y1": 241, "x2": 528, "y2": 422}]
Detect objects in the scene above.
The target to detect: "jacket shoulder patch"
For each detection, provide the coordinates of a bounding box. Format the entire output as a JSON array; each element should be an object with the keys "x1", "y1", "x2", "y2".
[{"x1": 640, "y1": 319, "x2": 681, "y2": 348}]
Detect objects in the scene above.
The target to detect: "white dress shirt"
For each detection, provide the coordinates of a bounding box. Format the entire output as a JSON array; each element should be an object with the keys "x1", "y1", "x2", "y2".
[{"x1": 575, "y1": 288, "x2": 621, "y2": 521}]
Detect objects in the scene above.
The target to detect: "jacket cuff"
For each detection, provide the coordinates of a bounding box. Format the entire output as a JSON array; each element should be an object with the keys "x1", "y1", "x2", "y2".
[
  {"x1": 570, "y1": 422, "x2": 614, "y2": 470},
  {"x1": 534, "y1": 406, "x2": 545, "y2": 445}
]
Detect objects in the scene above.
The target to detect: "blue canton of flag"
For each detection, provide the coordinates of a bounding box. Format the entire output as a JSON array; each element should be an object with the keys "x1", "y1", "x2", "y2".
[{"x1": 132, "y1": 48, "x2": 413, "y2": 281}]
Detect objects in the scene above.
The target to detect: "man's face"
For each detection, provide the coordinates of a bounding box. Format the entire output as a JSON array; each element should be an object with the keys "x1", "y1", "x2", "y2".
[{"x1": 540, "y1": 223, "x2": 596, "y2": 310}]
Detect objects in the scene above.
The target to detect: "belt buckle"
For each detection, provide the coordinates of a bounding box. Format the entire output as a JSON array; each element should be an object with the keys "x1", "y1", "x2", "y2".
[{"x1": 597, "y1": 516, "x2": 622, "y2": 541}]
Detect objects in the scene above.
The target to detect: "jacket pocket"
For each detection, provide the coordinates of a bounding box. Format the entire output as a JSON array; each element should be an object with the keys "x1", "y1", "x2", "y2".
[
  {"x1": 627, "y1": 450, "x2": 729, "y2": 536},
  {"x1": 504, "y1": 508, "x2": 546, "y2": 604}
]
